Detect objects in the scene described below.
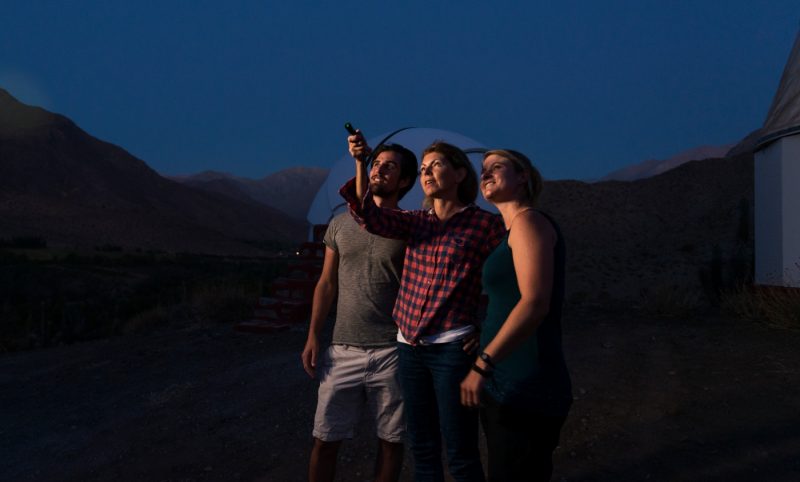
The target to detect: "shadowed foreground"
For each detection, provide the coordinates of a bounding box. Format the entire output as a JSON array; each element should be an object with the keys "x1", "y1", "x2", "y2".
[{"x1": 1, "y1": 309, "x2": 799, "y2": 481}]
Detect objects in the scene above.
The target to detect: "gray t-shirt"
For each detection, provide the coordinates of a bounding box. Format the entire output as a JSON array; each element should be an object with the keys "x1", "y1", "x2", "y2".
[{"x1": 324, "y1": 212, "x2": 405, "y2": 346}]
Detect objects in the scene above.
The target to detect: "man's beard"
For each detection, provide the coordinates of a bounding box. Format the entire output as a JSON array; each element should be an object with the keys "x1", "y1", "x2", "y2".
[{"x1": 370, "y1": 182, "x2": 397, "y2": 198}]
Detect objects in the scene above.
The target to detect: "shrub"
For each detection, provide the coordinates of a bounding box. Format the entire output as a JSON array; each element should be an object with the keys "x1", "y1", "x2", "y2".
[
  {"x1": 0, "y1": 237, "x2": 48, "y2": 249},
  {"x1": 121, "y1": 304, "x2": 170, "y2": 334},
  {"x1": 190, "y1": 279, "x2": 262, "y2": 323},
  {"x1": 95, "y1": 244, "x2": 123, "y2": 252},
  {"x1": 721, "y1": 284, "x2": 800, "y2": 330},
  {"x1": 639, "y1": 282, "x2": 702, "y2": 318},
  {"x1": 1, "y1": 255, "x2": 286, "y2": 350}
]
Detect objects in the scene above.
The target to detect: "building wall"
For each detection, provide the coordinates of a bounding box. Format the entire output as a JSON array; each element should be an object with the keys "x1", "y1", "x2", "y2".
[
  {"x1": 755, "y1": 134, "x2": 800, "y2": 287},
  {"x1": 781, "y1": 135, "x2": 800, "y2": 286}
]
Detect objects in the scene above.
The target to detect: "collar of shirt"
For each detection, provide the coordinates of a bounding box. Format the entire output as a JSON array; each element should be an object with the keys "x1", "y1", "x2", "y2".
[{"x1": 426, "y1": 203, "x2": 477, "y2": 217}]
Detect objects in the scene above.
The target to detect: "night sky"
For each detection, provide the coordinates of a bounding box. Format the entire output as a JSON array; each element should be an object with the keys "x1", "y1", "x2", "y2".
[{"x1": 2, "y1": 1, "x2": 798, "y2": 180}]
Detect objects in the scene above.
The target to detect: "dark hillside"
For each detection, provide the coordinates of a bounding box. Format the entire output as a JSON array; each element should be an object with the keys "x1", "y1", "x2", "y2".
[
  {"x1": 176, "y1": 167, "x2": 329, "y2": 221},
  {"x1": 541, "y1": 153, "x2": 753, "y2": 305},
  {"x1": 0, "y1": 89, "x2": 305, "y2": 254}
]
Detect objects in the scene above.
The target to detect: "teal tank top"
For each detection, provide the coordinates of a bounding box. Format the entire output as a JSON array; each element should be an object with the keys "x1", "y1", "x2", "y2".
[{"x1": 480, "y1": 211, "x2": 572, "y2": 415}]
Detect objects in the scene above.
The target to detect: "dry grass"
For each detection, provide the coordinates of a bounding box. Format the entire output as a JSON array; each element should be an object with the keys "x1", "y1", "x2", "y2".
[
  {"x1": 122, "y1": 304, "x2": 189, "y2": 334},
  {"x1": 120, "y1": 280, "x2": 262, "y2": 334},
  {"x1": 721, "y1": 284, "x2": 800, "y2": 330},
  {"x1": 189, "y1": 280, "x2": 260, "y2": 323},
  {"x1": 638, "y1": 283, "x2": 702, "y2": 318}
]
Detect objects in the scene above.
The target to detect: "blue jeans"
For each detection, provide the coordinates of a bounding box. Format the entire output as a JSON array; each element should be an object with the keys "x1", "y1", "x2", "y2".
[{"x1": 397, "y1": 341, "x2": 485, "y2": 482}]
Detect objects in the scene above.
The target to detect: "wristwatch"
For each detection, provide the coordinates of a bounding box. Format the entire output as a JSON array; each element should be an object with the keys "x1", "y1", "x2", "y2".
[{"x1": 478, "y1": 351, "x2": 495, "y2": 369}]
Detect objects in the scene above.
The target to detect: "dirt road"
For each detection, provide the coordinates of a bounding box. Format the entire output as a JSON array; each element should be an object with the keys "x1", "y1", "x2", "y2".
[{"x1": 2, "y1": 309, "x2": 799, "y2": 481}]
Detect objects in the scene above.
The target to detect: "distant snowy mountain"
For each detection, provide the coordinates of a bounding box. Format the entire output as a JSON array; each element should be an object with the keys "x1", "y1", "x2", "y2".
[{"x1": 600, "y1": 144, "x2": 734, "y2": 182}]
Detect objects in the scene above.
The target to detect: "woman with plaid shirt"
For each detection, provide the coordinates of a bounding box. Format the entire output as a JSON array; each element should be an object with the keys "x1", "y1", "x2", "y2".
[{"x1": 342, "y1": 133, "x2": 505, "y2": 482}]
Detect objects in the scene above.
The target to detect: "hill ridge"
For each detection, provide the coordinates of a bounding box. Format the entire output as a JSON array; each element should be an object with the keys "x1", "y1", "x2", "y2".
[{"x1": 0, "y1": 90, "x2": 305, "y2": 255}]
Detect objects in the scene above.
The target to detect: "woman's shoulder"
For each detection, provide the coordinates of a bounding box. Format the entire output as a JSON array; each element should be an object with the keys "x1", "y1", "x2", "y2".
[
  {"x1": 510, "y1": 210, "x2": 557, "y2": 244},
  {"x1": 535, "y1": 210, "x2": 561, "y2": 229}
]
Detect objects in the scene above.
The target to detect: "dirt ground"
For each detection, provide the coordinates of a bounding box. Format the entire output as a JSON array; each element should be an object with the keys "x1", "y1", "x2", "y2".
[{"x1": 2, "y1": 308, "x2": 799, "y2": 481}]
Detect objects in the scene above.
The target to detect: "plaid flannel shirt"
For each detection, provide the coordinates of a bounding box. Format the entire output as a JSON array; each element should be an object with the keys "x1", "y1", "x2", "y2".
[{"x1": 340, "y1": 178, "x2": 506, "y2": 345}]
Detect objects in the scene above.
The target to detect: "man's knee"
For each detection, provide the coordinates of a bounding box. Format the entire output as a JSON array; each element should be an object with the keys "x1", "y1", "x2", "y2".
[
  {"x1": 379, "y1": 439, "x2": 404, "y2": 453},
  {"x1": 313, "y1": 437, "x2": 342, "y2": 454}
]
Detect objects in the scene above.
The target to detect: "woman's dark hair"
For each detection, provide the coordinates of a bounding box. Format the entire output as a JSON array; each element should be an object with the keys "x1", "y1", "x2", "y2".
[{"x1": 421, "y1": 140, "x2": 478, "y2": 207}]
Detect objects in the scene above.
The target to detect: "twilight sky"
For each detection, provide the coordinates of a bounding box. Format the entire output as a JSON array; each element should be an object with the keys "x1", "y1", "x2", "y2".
[{"x1": 1, "y1": 1, "x2": 798, "y2": 180}]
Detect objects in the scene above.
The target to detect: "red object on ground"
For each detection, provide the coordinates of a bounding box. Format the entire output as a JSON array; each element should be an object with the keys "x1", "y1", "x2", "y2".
[{"x1": 234, "y1": 240, "x2": 326, "y2": 333}]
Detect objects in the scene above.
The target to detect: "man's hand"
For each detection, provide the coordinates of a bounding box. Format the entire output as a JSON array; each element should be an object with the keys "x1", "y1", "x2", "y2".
[
  {"x1": 301, "y1": 335, "x2": 319, "y2": 379},
  {"x1": 348, "y1": 130, "x2": 371, "y2": 162},
  {"x1": 462, "y1": 330, "x2": 480, "y2": 354},
  {"x1": 460, "y1": 369, "x2": 485, "y2": 408}
]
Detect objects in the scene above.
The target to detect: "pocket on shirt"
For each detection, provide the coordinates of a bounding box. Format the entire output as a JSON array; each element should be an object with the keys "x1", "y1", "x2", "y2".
[{"x1": 444, "y1": 249, "x2": 471, "y2": 278}]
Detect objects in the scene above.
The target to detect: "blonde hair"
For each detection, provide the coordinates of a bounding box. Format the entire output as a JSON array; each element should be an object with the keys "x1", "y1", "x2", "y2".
[{"x1": 483, "y1": 149, "x2": 543, "y2": 207}]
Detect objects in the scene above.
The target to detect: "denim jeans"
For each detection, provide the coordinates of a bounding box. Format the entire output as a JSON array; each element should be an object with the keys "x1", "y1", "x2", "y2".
[{"x1": 397, "y1": 341, "x2": 485, "y2": 482}]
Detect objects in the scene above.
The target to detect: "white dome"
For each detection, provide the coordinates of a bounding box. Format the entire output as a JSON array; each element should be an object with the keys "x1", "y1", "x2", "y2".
[{"x1": 306, "y1": 127, "x2": 497, "y2": 226}]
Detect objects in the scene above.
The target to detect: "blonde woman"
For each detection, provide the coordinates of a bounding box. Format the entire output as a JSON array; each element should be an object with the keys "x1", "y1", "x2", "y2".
[{"x1": 461, "y1": 149, "x2": 572, "y2": 482}]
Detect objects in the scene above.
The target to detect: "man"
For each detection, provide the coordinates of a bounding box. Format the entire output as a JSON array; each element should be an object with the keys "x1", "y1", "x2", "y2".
[{"x1": 302, "y1": 140, "x2": 418, "y2": 482}]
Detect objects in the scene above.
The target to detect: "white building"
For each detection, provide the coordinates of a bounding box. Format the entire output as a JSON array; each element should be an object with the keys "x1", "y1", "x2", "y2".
[{"x1": 755, "y1": 30, "x2": 800, "y2": 287}]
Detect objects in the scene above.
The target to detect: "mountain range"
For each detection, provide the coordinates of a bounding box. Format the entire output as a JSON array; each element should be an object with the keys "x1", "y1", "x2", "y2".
[
  {"x1": 541, "y1": 151, "x2": 753, "y2": 304},
  {"x1": 598, "y1": 144, "x2": 734, "y2": 182},
  {"x1": 1, "y1": 86, "x2": 755, "y2": 302},
  {"x1": 0, "y1": 89, "x2": 305, "y2": 255},
  {"x1": 169, "y1": 167, "x2": 328, "y2": 221},
  {"x1": 174, "y1": 140, "x2": 739, "y2": 205},
  {"x1": 170, "y1": 147, "x2": 755, "y2": 304}
]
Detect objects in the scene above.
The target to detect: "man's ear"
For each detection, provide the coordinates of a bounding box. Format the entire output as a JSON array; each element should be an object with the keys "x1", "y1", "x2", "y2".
[{"x1": 399, "y1": 177, "x2": 412, "y2": 190}]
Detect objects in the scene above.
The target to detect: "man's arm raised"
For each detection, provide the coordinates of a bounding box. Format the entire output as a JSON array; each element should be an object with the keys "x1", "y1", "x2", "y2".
[{"x1": 348, "y1": 129, "x2": 371, "y2": 202}]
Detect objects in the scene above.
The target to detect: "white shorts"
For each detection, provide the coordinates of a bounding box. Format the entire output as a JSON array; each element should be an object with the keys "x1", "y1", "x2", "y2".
[{"x1": 313, "y1": 344, "x2": 404, "y2": 443}]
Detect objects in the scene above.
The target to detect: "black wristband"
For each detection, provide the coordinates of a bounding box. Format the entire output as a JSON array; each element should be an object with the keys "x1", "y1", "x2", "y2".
[
  {"x1": 478, "y1": 351, "x2": 495, "y2": 369},
  {"x1": 471, "y1": 363, "x2": 493, "y2": 378}
]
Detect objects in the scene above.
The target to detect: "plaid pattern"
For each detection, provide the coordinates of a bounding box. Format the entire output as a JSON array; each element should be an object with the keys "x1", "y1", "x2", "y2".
[{"x1": 340, "y1": 178, "x2": 505, "y2": 345}]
